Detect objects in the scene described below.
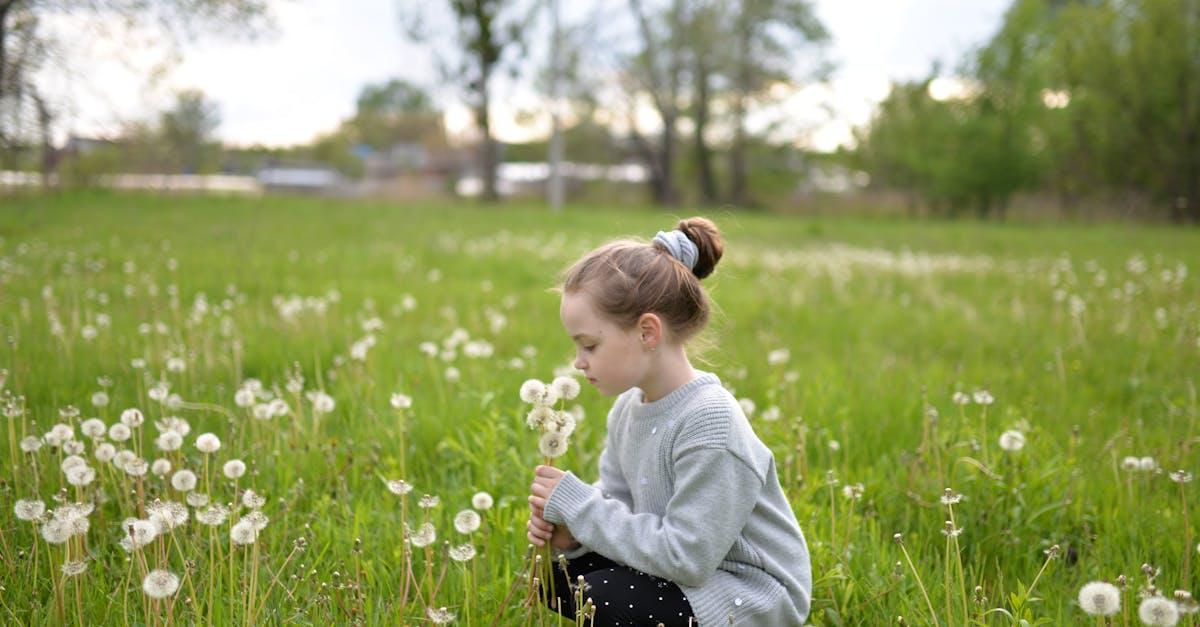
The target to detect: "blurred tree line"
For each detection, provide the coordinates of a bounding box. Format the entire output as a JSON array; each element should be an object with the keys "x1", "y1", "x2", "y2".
[{"x1": 854, "y1": 0, "x2": 1200, "y2": 222}]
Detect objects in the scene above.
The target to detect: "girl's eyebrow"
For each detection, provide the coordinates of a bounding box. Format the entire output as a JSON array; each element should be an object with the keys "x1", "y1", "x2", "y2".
[{"x1": 570, "y1": 333, "x2": 596, "y2": 341}]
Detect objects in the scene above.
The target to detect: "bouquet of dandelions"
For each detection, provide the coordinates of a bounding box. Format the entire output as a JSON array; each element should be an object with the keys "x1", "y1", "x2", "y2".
[{"x1": 517, "y1": 375, "x2": 592, "y2": 622}]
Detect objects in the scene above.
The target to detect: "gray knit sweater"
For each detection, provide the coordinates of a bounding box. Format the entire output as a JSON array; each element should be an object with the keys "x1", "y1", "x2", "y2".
[{"x1": 542, "y1": 371, "x2": 812, "y2": 626}]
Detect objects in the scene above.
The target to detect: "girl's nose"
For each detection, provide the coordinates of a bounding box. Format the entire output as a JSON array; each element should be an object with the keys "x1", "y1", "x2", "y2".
[{"x1": 573, "y1": 355, "x2": 587, "y2": 370}]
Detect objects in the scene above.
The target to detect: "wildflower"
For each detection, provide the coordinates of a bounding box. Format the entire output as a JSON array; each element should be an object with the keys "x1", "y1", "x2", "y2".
[
  {"x1": 231, "y1": 520, "x2": 258, "y2": 545},
  {"x1": 409, "y1": 522, "x2": 436, "y2": 547},
  {"x1": 91, "y1": 392, "x2": 109, "y2": 407},
  {"x1": 972, "y1": 390, "x2": 994, "y2": 405},
  {"x1": 19, "y1": 436, "x2": 41, "y2": 453},
  {"x1": 940, "y1": 488, "x2": 963, "y2": 506},
  {"x1": 156, "y1": 416, "x2": 190, "y2": 436},
  {"x1": 196, "y1": 505, "x2": 229, "y2": 526},
  {"x1": 1169, "y1": 470, "x2": 1193, "y2": 484},
  {"x1": 61, "y1": 455, "x2": 87, "y2": 474},
  {"x1": 1122, "y1": 456, "x2": 1141, "y2": 471},
  {"x1": 307, "y1": 391, "x2": 335, "y2": 414},
  {"x1": 124, "y1": 458, "x2": 149, "y2": 477},
  {"x1": 546, "y1": 411, "x2": 577, "y2": 437},
  {"x1": 108, "y1": 423, "x2": 132, "y2": 442},
  {"x1": 444, "y1": 366, "x2": 460, "y2": 382},
  {"x1": 426, "y1": 606, "x2": 455, "y2": 624},
  {"x1": 234, "y1": 387, "x2": 256, "y2": 408},
  {"x1": 390, "y1": 393, "x2": 412, "y2": 409},
  {"x1": 244, "y1": 510, "x2": 269, "y2": 531},
  {"x1": 242, "y1": 489, "x2": 266, "y2": 509},
  {"x1": 449, "y1": 543, "x2": 476, "y2": 562},
  {"x1": 550, "y1": 376, "x2": 580, "y2": 401},
  {"x1": 526, "y1": 405, "x2": 555, "y2": 430},
  {"x1": 41, "y1": 519, "x2": 72, "y2": 544},
  {"x1": 941, "y1": 520, "x2": 963, "y2": 538},
  {"x1": 195, "y1": 433, "x2": 221, "y2": 453},
  {"x1": 1139, "y1": 457, "x2": 1158, "y2": 472},
  {"x1": 151, "y1": 459, "x2": 172, "y2": 477},
  {"x1": 539, "y1": 432, "x2": 568, "y2": 458},
  {"x1": 454, "y1": 509, "x2": 481, "y2": 534},
  {"x1": 842, "y1": 483, "x2": 865, "y2": 500},
  {"x1": 520, "y1": 380, "x2": 548, "y2": 405},
  {"x1": 471, "y1": 491, "x2": 494, "y2": 510},
  {"x1": 142, "y1": 569, "x2": 181, "y2": 599},
  {"x1": 252, "y1": 404, "x2": 273, "y2": 420},
  {"x1": 767, "y1": 348, "x2": 790, "y2": 366},
  {"x1": 761, "y1": 406, "x2": 781, "y2": 421},
  {"x1": 63, "y1": 440, "x2": 85, "y2": 455},
  {"x1": 828, "y1": 439, "x2": 841, "y2": 452},
  {"x1": 80, "y1": 418, "x2": 106, "y2": 438},
  {"x1": 120, "y1": 408, "x2": 145, "y2": 427},
  {"x1": 14, "y1": 499, "x2": 45, "y2": 521},
  {"x1": 952, "y1": 392, "x2": 970, "y2": 405},
  {"x1": 418, "y1": 494, "x2": 440, "y2": 509},
  {"x1": 155, "y1": 431, "x2": 182, "y2": 451},
  {"x1": 171, "y1": 470, "x2": 198, "y2": 492},
  {"x1": 385, "y1": 479, "x2": 413, "y2": 495},
  {"x1": 998, "y1": 430, "x2": 1026, "y2": 452},
  {"x1": 1078, "y1": 581, "x2": 1120, "y2": 616},
  {"x1": 94, "y1": 442, "x2": 116, "y2": 462},
  {"x1": 223, "y1": 459, "x2": 247, "y2": 479},
  {"x1": 268, "y1": 398, "x2": 289, "y2": 417},
  {"x1": 185, "y1": 492, "x2": 209, "y2": 507},
  {"x1": 1138, "y1": 596, "x2": 1180, "y2": 626},
  {"x1": 147, "y1": 501, "x2": 188, "y2": 530},
  {"x1": 66, "y1": 465, "x2": 96, "y2": 487}
]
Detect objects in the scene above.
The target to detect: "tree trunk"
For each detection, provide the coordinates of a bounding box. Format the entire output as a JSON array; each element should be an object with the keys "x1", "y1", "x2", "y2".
[
  {"x1": 693, "y1": 54, "x2": 717, "y2": 204},
  {"x1": 475, "y1": 67, "x2": 498, "y2": 203},
  {"x1": 0, "y1": 1, "x2": 12, "y2": 103},
  {"x1": 32, "y1": 88, "x2": 53, "y2": 188},
  {"x1": 729, "y1": 25, "x2": 751, "y2": 206}
]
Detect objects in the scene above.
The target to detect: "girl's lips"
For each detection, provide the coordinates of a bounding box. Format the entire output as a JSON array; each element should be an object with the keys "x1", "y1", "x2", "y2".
[{"x1": 587, "y1": 377, "x2": 597, "y2": 384}]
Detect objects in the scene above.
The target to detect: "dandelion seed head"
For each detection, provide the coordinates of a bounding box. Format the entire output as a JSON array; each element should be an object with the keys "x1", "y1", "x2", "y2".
[
  {"x1": 234, "y1": 388, "x2": 256, "y2": 408},
  {"x1": 61, "y1": 454, "x2": 87, "y2": 474},
  {"x1": 471, "y1": 491, "x2": 493, "y2": 510},
  {"x1": 66, "y1": 465, "x2": 96, "y2": 486},
  {"x1": 223, "y1": 459, "x2": 246, "y2": 479},
  {"x1": 418, "y1": 494, "x2": 440, "y2": 509},
  {"x1": 1122, "y1": 456, "x2": 1141, "y2": 471},
  {"x1": 195, "y1": 433, "x2": 221, "y2": 453},
  {"x1": 170, "y1": 469, "x2": 197, "y2": 492},
  {"x1": 94, "y1": 442, "x2": 116, "y2": 462},
  {"x1": 20, "y1": 435, "x2": 41, "y2": 453},
  {"x1": 526, "y1": 405, "x2": 555, "y2": 430},
  {"x1": 91, "y1": 391, "x2": 109, "y2": 407},
  {"x1": 151, "y1": 458, "x2": 172, "y2": 477},
  {"x1": 14, "y1": 499, "x2": 45, "y2": 521},
  {"x1": 244, "y1": 510, "x2": 270, "y2": 531},
  {"x1": 1078, "y1": 581, "x2": 1121, "y2": 616},
  {"x1": 120, "y1": 408, "x2": 144, "y2": 428},
  {"x1": 185, "y1": 491, "x2": 209, "y2": 507},
  {"x1": 142, "y1": 569, "x2": 180, "y2": 599},
  {"x1": 390, "y1": 393, "x2": 412, "y2": 409},
  {"x1": 940, "y1": 488, "x2": 963, "y2": 506},
  {"x1": 449, "y1": 543, "x2": 476, "y2": 562},
  {"x1": 1139, "y1": 457, "x2": 1158, "y2": 472},
  {"x1": 80, "y1": 418, "x2": 106, "y2": 438},
  {"x1": 454, "y1": 509, "x2": 481, "y2": 534},
  {"x1": 41, "y1": 519, "x2": 71, "y2": 544},
  {"x1": 538, "y1": 431, "x2": 568, "y2": 459},
  {"x1": 61, "y1": 560, "x2": 87, "y2": 577},
  {"x1": 123, "y1": 458, "x2": 148, "y2": 477},
  {"x1": 231, "y1": 520, "x2": 258, "y2": 545},
  {"x1": 385, "y1": 479, "x2": 413, "y2": 495},
  {"x1": 550, "y1": 376, "x2": 580, "y2": 401},
  {"x1": 998, "y1": 430, "x2": 1026, "y2": 452},
  {"x1": 242, "y1": 489, "x2": 266, "y2": 510},
  {"x1": 426, "y1": 606, "x2": 455, "y2": 624},
  {"x1": 108, "y1": 423, "x2": 132, "y2": 442},
  {"x1": 1169, "y1": 470, "x2": 1193, "y2": 484},
  {"x1": 1138, "y1": 596, "x2": 1180, "y2": 626},
  {"x1": 196, "y1": 505, "x2": 229, "y2": 526}
]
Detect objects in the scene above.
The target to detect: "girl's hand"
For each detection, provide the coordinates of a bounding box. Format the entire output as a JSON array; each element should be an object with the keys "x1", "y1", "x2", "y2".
[
  {"x1": 527, "y1": 505, "x2": 555, "y2": 546},
  {"x1": 528, "y1": 464, "x2": 566, "y2": 511}
]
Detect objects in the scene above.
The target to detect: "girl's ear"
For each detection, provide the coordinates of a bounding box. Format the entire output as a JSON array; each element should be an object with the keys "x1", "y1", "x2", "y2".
[{"x1": 636, "y1": 313, "x2": 663, "y2": 347}]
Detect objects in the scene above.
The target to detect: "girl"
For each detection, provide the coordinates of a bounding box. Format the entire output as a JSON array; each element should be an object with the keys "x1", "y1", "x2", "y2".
[{"x1": 527, "y1": 217, "x2": 812, "y2": 626}]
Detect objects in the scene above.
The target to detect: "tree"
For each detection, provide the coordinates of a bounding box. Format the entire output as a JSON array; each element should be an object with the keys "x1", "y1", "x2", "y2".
[
  {"x1": 401, "y1": 0, "x2": 531, "y2": 202},
  {"x1": 349, "y1": 79, "x2": 442, "y2": 150},
  {"x1": 159, "y1": 89, "x2": 221, "y2": 173}
]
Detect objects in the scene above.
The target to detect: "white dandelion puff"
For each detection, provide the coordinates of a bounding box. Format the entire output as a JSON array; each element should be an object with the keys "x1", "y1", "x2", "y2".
[
  {"x1": 307, "y1": 391, "x2": 335, "y2": 414},
  {"x1": 738, "y1": 397, "x2": 756, "y2": 416},
  {"x1": 91, "y1": 391, "x2": 109, "y2": 407},
  {"x1": 454, "y1": 509, "x2": 481, "y2": 534},
  {"x1": 94, "y1": 442, "x2": 116, "y2": 462},
  {"x1": 972, "y1": 390, "x2": 994, "y2": 405},
  {"x1": 61, "y1": 560, "x2": 87, "y2": 577},
  {"x1": 108, "y1": 423, "x2": 132, "y2": 442},
  {"x1": 120, "y1": 408, "x2": 145, "y2": 428},
  {"x1": 385, "y1": 479, "x2": 413, "y2": 495},
  {"x1": 223, "y1": 459, "x2": 246, "y2": 479},
  {"x1": 151, "y1": 458, "x2": 172, "y2": 477},
  {"x1": 20, "y1": 436, "x2": 41, "y2": 453},
  {"x1": 196, "y1": 505, "x2": 229, "y2": 526},
  {"x1": 1139, "y1": 457, "x2": 1158, "y2": 472},
  {"x1": 409, "y1": 522, "x2": 436, "y2": 547},
  {"x1": 185, "y1": 492, "x2": 209, "y2": 507},
  {"x1": 471, "y1": 491, "x2": 494, "y2": 510},
  {"x1": 538, "y1": 432, "x2": 568, "y2": 458},
  {"x1": 244, "y1": 510, "x2": 270, "y2": 531},
  {"x1": 426, "y1": 606, "x2": 455, "y2": 624},
  {"x1": 142, "y1": 570, "x2": 181, "y2": 599},
  {"x1": 80, "y1": 418, "x2": 106, "y2": 438},
  {"x1": 1078, "y1": 581, "x2": 1120, "y2": 616},
  {"x1": 520, "y1": 380, "x2": 547, "y2": 404},
  {"x1": 14, "y1": 499, "x2": 45, "y2": 521},
  {"x1": 418, "y1": 494, "x2": 440, "y2": 509},
  {"x1": 940, "y1": 488, "x2": 964, "y2": 505},
  {"x1": 1122, "y1": 456, "x2": 1141, "y2": 471},
  {"x1": 234, "y1": 388, "x2": 256, "y2": 408},
  {"x1": 195, "y1": 433, "x2": 221, "y2": 453},
  {"x1": 66, "y1": 465, "x2": 96, "y2": 487},
  {"x1": 170, "y1": 469, "x2": 197, "y2": 492},
  {"x1": 550, "y1": 376, "x2": 580, "y2": 401},
  {"x1": 41, "y1": 519, "x2": 72, "y2": 544},
  {"x1": 231, "y1": 520, "x2": 258, "y2": 545},
  {"x1": 242, "y1": 489, "x2": 266, "y2": 510},
  {"x1": 449, "y1": 543, "x2": 476, "y2": 562},
  {"x1": 998, "y1": 430, "x2": 1026, "y2": 452},
  {"x1": 123, "y1": 458, "x2": 149, "y2": 477},
  {"x1": 1138, "y1": 596, "x2": 1180, "y2": 626},
  {"x1": 390, "y1": 393, "x2": 412, "y2": 409}
]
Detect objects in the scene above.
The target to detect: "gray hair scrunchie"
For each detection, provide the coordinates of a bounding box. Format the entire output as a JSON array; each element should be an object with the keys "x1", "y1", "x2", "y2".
[{"x1": 652, "y1": 229, "x2": 699, "y2": 271}]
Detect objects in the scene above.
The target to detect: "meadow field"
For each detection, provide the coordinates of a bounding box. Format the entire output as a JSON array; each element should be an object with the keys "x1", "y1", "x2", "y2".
[{"x1": 1, "y1": 191, "x2": 1197, "y2": 625}]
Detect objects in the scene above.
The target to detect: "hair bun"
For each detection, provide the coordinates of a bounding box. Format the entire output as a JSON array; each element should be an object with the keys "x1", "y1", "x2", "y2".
[{"x1": 676, "y1": 217, "x2": 723, "y2": 279}]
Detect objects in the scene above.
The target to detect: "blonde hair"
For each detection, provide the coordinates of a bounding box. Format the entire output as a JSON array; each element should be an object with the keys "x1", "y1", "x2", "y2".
[{"x1": 555, "y1": 217, "x2": 724, "y2": 346}]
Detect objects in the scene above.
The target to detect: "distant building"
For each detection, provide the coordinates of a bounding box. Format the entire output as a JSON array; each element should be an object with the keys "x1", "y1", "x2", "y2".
[{"x1": 256, "y1": 161, "x2": 346, "y2": 195}]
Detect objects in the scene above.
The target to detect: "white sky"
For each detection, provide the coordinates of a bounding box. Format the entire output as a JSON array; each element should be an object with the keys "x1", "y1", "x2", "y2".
[{"x1": 41, "y1": 0, "x2": 1012, "y2": 152}]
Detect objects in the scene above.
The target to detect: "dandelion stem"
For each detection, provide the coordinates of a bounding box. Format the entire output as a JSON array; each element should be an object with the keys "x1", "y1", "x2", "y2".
[{"x1": 897, "y1": 538, "x2": 939, "y2": 627}]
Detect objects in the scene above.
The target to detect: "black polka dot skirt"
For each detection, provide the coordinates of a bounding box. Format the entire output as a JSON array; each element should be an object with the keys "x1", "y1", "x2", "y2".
[{"x1": 541, "y1": 552, "x2": 698, "y2": 626}]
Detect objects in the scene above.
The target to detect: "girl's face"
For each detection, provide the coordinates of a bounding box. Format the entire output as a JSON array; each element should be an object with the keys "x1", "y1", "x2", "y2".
[{"x1": 560, "y1": 290, "x2": 648, "y2": 397}]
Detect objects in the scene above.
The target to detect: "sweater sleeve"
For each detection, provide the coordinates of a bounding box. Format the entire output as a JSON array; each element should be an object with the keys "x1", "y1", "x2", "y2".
[
  {"x1": 543, "y1": 444, "x2": 764, "y2": 587},
  {"x1": 554, "y1": 397, "x2": 635, "y2": 560}
]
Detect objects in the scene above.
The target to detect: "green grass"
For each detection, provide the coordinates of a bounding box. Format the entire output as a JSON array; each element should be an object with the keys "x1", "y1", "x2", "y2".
[{"x1": 1, "y1": 190, "x2": 1197, "y2": 625}]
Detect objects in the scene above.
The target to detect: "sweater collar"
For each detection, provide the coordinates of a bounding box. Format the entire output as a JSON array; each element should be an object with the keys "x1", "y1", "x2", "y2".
[{"x1": 627, "y1": 370, "x2": 721, "y2": 419}]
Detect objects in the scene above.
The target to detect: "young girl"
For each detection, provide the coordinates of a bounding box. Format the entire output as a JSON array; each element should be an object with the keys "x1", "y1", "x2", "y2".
[{"x1": 526, "y1": 218, "x2": 812, "y2": 626}]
